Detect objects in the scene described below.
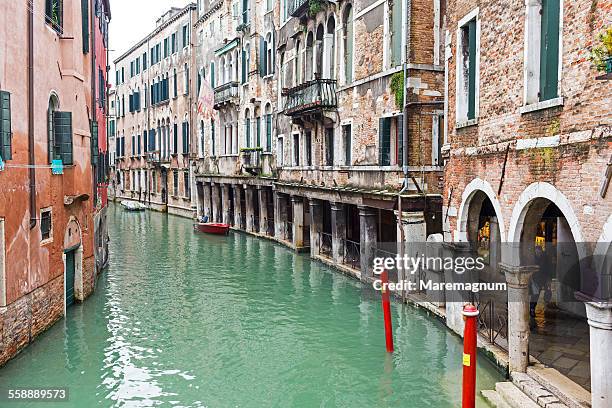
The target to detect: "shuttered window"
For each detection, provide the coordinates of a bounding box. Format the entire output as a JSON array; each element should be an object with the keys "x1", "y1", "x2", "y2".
[
  {"x1": 466, "y1": 19, "x2": 477, "y2": 121},
  {"x1": 245, "y1": 117, "x2": 251, "y2": 147},
  {"x1": 256, "y1": 117, "x2": 261, "y2": 147},
  {"x1": 182, "y1": 121, "x2": 190, "y2": 154},
  {"x1": 241, "y1": 50, "x2": 247, "y2": 84},
  {"x1": 53, "y1": 111, "x2": 73, "y2": 165},
  {"x1": 174, "y1": 123, "x2": 179, "y2": 155},
  {"x1": 397, "y1": 114, "x2": 404, "y2": 166},
  {"x1": 379, "y1": 117, "x2": 391, "y2": 166},
  {"x1": 259, "y1": 37, "x2": 267, "y2": 76},
  {"x1": 539, "y1": 0, "x2": 560, "y2": 101},
  {"x1": 265, "y1": 114, "x2": 272, "y2": 152},
  {"x1": 0, "y1": 91, "x2": 12, "y2": 160},
  {"x1": 81, "y1": 0, "x2": 89, "y2": 54},
  {"x1": 90, "y1": 120, "x2": 99, "y2": 166}
]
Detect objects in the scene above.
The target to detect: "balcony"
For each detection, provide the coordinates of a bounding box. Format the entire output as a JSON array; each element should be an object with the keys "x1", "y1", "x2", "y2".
[
  {"x1": 214, "y1": 82, "x2": 239, "y2": 109},
  {"x1": 146, "y1": 151, "x2": 170, "y2": 166},
  {"x1": 288, "y1": 0, "x2": 309, "y2": 17},
  {"x1": 240, "y1": 148, "x2": 262, "y2": 176},
  {"x1": 282, "y1": 78, "x2": 337, "y2": 118}
]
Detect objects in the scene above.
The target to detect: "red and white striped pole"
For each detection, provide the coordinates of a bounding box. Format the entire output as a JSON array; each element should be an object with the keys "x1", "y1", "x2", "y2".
[
  {"x1": 381, "y1": 270, "x2": 394, "y2": 353},
  {"x1": 462, "y1": 304, "x2": 479, "y2": 408}
]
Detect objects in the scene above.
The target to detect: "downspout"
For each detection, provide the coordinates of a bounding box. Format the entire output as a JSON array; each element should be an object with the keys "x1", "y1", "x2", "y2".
[
  {"x1": 28, "y1": 0, "x2": 36, "y2": 229},
  {"x1": 398, "y1": 0, "x2": 411, "y2": 302},
  {"x1": 91, "y1": 0, "x2": 98, "y2": 205}
]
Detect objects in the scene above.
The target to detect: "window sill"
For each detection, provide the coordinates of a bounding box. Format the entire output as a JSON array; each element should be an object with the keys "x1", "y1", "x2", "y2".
[
  {"x1": 456, "y1": 118, "x2": 479, "y2": 129},
  {"x1": 519, "y1": 97, "x2": 564, "y2": 114},
  {"x1": 40, "y1": 237, "x2": 53, "y2": 246}
]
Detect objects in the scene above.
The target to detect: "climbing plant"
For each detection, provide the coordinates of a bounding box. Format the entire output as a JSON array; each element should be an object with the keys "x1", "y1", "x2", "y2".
[
  {"x1": 389, "y1": 72, "x2": 404, "y2": 110},
  {"x1": 590, "y1": 26, "x2": 612, "y2": 73},
  {"x1": 309, "y1": 0, "x2": 324, "y2": 17}
]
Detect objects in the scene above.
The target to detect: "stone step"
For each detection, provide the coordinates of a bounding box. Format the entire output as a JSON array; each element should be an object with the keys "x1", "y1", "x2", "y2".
[
  {"x1": 511, "y1": 372, "x2": 569, "y2": 408},
  {"x1": 482, "y1": 389, "x2": 512, "y2": 408},
  {"x1": 526, "y1": 366, "x2": 591, "y2": 408},
  {"x1": 496, "y1": 381, "x2": 541, "y2": 408}
]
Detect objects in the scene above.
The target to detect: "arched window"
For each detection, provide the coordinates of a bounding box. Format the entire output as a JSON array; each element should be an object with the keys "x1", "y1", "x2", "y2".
[
  {"x1": 244, "y1": 108, "x2": 251, "y2": 147},
  {"x1": 254, "y1": 106, "x2": 261, "y2": 147},
  {"x1": 228, "y1": 54, "x2": 234, "y2": 82},
  {"x1": 343, "y1": 5, "x2": 354, "y2": 84},
  {"x1": 265, "y1": 32, "x2": 274, "y2": 76},
  {"x1": 315, "y1": 24, "x2": 324, "y2": 77},
  {"x1": 210, "y1": 119, "x2": 216, "y2": 156},
  {"x1": 220, "y1": 56, "x2": 226, "y2": 84},
  {"x1": 326, "y1": 16, "x2": 336, "y2": 79},
  {"x1": 210, "y1": 61, "x2": 216, "y2": 88},
  {"x1": 47, "y1": 94, "x2": 59, "y2": 163},
  {"x1": 306, "y1": 32, "x2": 314, "y2": 81},
  {"x1": 280, "y1": 51, "x2": 286, "y2": 88},
  {"x1": 295, "y1": 39, "x2": 302, "y2": 85},
  {"x1": 264, "y1": 103, "x2": 272, "y2": 152}
]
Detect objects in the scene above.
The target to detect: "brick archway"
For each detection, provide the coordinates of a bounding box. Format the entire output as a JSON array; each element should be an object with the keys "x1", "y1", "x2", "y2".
[{"x1": 456, "y1": 178, "x2": 506, "y2": 242}]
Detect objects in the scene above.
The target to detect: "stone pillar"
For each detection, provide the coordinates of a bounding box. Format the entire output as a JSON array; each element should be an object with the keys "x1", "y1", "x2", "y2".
[
  {"x1": 584, "y1": 300, "x2": 612, "y2": 408},
  {"x1": 275, "y1": 192, "x2": 288, "y2": 240},
  {"x1": 196, "y1": 182, "x2": 204, "y2": 218},
  {"x1": 221, "y1": 184, "x2": 231, "y2": 225},
  {"x1": 211, "y1": 183, "x2": 221, "y2": 223},
  {"x1": 245, "y1": 186, "x2": 255, "y2": 233},
  {"x1": 233, "y1": 185, "x2": 243, "y2": 229},
  {"x1": 359, "y1": 206, "x2": 378, "y2": 279},
  {"x1": 309, "y1": 199, "x2": 323, "y2": 257},
  {"x1": 292, "y1": 196, "x2": 305, "y2": 248},
  {"x1": 203, "y1": 183, "x2": 212, "y2": 220},
  {"x1": 258, "y1": 187, "x2": 269, "y2": 235},
  {"x1": 501, "y1": 264, "x2": 537, "y2": 373},
  {"x1": 331, "y1": 202, "x2": 347, "y2": 265}
]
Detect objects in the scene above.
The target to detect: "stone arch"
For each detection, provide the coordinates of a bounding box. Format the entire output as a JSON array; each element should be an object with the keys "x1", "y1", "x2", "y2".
[
  {"x1": 456, "y1": 178, "x2": 506, "y2": 242},
  {"x1": 63, "y1": 216, "x2": 84, "y2": 308}
]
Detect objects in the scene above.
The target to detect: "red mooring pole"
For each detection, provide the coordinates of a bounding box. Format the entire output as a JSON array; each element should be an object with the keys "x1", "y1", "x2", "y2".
[
  {"x1": 381, "y1": 270, "x2": 394, "y2": 353},
  {"x1": 462, "y1": 304, "x2": 479, "y2": 408}
]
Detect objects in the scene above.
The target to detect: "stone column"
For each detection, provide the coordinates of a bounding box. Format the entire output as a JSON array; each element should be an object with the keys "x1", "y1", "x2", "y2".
[
  {"x1": 233, "y1": 185, "x2": 243, "y2": 229},
  {"x1": 331, "y1": 202, "x2": 347, "y2": 265},
  {"x1": 292, "y1": 196, "x2": 305, "y2": 249},
  {"x1": 203, "y1": 183, "x2": 212, "y2": 220},
  {"x1": 583, "y1": 300, "x2": 612, "y2": 407},
  {"x1": 245, "y1": 186, "x2": 255, "y2": 233},
  {"x1": 211, "y1": 183, "x2": 221, "y2": 223},
  {"x1": 221, "y1": 184, "x2": 231, "y2": 225},
  {"x1": 501, "y1": 263, "x2": 537, "y2": 373},
  {"x1": 275, "y1": 192, "x2": 288, "y2": 240},
  {"x1": 258, "y1": 187, "x2": 269, "y2": 235},
  {"x1": 309, "y1": 199, "x2": 322, "y2": 257},
  {"x1": 359, "y1": 206, "x2": 378, "y2": 279},
  {"x1": 196, "y1": 182, "x2": 204, "y2": 218}
]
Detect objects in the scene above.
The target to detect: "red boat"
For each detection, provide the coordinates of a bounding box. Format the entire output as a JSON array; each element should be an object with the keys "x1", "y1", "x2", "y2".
[{"x1": 193, "y1": 222, "x2": 230, "y2": 235}]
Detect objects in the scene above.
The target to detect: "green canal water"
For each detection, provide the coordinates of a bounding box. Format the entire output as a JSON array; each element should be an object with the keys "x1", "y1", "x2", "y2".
[{"x1": 0, "y1": 204, "x2": 503, "y2": 407}]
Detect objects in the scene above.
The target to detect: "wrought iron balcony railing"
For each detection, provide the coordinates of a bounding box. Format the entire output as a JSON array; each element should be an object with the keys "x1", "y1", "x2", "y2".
[
  {"x1": 145, "y1": 150, "x2": 170, "y2": 165},
  {"x1": 282, "y1": 78, "x2": 337, "y2": 116},
  {"x1": 214, "y1": 81, "x2": 239, "y2": 109},
  {"x1": 288, "y1": 0, "x2": 309, "y2": 17}
]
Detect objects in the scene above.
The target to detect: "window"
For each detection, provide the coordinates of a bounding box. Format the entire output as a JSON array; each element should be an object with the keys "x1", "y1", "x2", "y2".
[
  {"x1": 48, "y1": 96, "x2": 73, "y2": 165},
  {"x1": 242, "y1": 0, "x2": 249, "y2": 25},
  {"x1": 295, "y1": 40, "x2": 303, "y2": 85},
  {"x1": 342, "y1": 124, "x2": 352, "y2": 165},
  {"x1": 292, "y1": 133, "x2": 300, "y2": 166},
  {"x1": 143, "y1": 52, "x2": 148, "y2": 70},
  {"x1": 211, "y1": 119, "x2": 216, "y2": 156},
  {"x1": 172, "y1": 32, "x2": 177, "y2": 54},
  {"x1": 0, "y1": 91, "x2": 12, "y2": 161},
  {"x1": 325, "y1": 128, "x2": 334, "y2": 166},
  {"x1": 182, "y1": 25, "x2": 189, "y2": 48},
  {"x1": 343, "y1": 5, "x2": 354, "y2": 84},
  {"x1": 40, "y1": 209, "x2": 52, "y2": 242},
  {"x1": 245, "y1": 110, "x2": 251, "y2": 147},
  {"x1": 182, "y1": 121, "x2": 190, "y2": 154},
  {"x1": 81, "y1": 0, "x2": 89, "y2": 53},
  {"x1": 241, "y1": 44, "x2": 250, "y2": 84},
  {"x1": 255, "y1": 115, "x2": 261, "y2": 147},
  {"x1": 432, "y1": 114, "x2": 444, "y2": 165},
  {"x1": 265, "y1": 105, "x2": 272, "y2": 152},
  {"x1": 121, "y1": 67, "x2": 125, "y2": 83},
  {"x1": 184, "y1": 172, "x2": 190, "y2": 198},
  {"x1": 277, "y1": 136, "x2": 284, "y2": 166},
  {"x1": 173, "y1": 123, "x2": 178, "y2": 154},
  {"x1": 390, "y1": 0, "x2": 403, "y2": 67},
  {"x1": 325, "y1": 17, "x2": 336, "y2": 79},
  {"x1": 305, "y1": 131, "x2": 312, "y2": 166},
  {"x1": 378, "y1": 115, "x2": 404, "y2": 166},
  {"x1": 45, "y1": 0, "x2": 63, "y2": 33},
  {"x1": 164, "y1": 37, "x2": 169, "y2": 58},
  {"x1": 456, "y1": 10, "x2": 480, "y2": 124},
  {"x1": 184, "y1": 63, "x2": 189, "y2": 95},
  {"x1": 524, "y1": 0, "x2": 561, "y2": 106},
  {"x1": 98, "y1": 69, "x2": 105, "y2": 109},
  {"x1": 260, "y1": 33, "x2": 275, "y2": 77},
  {"x1": 174, "y1": 69, "x2": 178, "y2": 97},
  {"x1": 173, "y1": 170, "x2": 179, "y2": 195}
]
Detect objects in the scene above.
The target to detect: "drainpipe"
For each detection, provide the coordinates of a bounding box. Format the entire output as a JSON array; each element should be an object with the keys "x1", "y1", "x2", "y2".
[
  {"x1": 28, "y1": 0, "x2": 36, "y2": 229},
  {"x1": 398, "y1": 0, "x2": 411, "y2": 302}
]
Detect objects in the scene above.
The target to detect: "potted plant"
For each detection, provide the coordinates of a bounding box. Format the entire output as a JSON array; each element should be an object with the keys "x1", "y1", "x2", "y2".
[{"x1": 590, "y1": 26, "x2": 612, "y2": 74}]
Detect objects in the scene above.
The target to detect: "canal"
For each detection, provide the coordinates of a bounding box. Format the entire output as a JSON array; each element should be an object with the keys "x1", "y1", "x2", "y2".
[{"x1": 0, "y1": 204, "x2": 503, "y2": 407}]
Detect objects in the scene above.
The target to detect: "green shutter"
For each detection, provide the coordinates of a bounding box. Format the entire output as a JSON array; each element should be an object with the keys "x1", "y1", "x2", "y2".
[
  {"x1": 90, "y1": 120, "x2": 99, "y2": 166},
  {"x1": 81, "y1": 0, "x2": 89, "y2": 54},
  {"x1": 467, "y1": 19, "x2": 477, "y2": 120},
  {"x1": 241, "y1": 50, "x2": 247, "y2": 84},
  {"x1": 266, "y1": 114, "x2": 272, "y2": 152},
  {"x1": 260, "y1": 37, "x2": 267, "y2": 76},
  {"x1": 0, "y1": 91, "x2": 11, "y2": 160},
  {"x1": 397, "y1": 114, "x2": 404, "y2": 166},
  {"x1": 256, "y1": 117, "x2": 261, "y2": 147},
  {"x1": 245, "y1": 118, "x2": 250, "y2": 147},
  {"x1": 379, "y1": 117, "x2": 391, "y2": 166},
  {"x1": 53, "y1": 111, "x2": 73, "y2": 165},
  {"x1": 540, "y1": 0, "x2": 560, "y2": 101}
]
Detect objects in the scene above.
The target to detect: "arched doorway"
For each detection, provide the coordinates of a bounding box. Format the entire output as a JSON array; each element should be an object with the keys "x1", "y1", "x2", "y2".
[
  {"x1": 462, "y1": 189, "x2": 507, "y2": 349},
  {"x1": 512, "y1": 191, "x2": 590, "y2": 390}
]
